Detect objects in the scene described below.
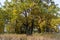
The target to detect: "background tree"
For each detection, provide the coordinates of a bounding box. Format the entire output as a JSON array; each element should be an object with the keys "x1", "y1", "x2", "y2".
[{"x1": 0, "y1": 0, "x2": 60, "y2": 34}]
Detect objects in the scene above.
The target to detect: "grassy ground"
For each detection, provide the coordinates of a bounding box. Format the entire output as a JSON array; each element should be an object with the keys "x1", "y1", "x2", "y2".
[{"x1": 0, "y1": 33, "x2": 60, "y2": 40}]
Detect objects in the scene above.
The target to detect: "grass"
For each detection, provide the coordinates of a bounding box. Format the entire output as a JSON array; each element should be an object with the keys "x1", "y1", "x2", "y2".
[{"x1": 0, "y1": 33, "x2": 60, "y2": 40}]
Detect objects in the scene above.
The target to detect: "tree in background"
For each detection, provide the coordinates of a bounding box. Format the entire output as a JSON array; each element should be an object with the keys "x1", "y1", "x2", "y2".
[{"x1": 0, "y1": 0, "x2": 60, "y2": 34}]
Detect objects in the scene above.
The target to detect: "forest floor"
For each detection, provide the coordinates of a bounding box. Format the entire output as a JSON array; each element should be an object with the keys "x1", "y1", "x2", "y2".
[{"x1": 0, "y1": 33, "x2": 60, "y2": 40}]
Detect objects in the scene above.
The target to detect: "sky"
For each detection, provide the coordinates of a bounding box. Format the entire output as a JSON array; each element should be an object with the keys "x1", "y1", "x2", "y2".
[
  {"x1": 0, "y1": 0, "x2": 60, "y2": 7},
  {"x1": 0, "y1": 0, "x2": 11, "y2": 6},
  {"x1": 54, "y1": 0, "x2": 60, "y2": 7}
]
